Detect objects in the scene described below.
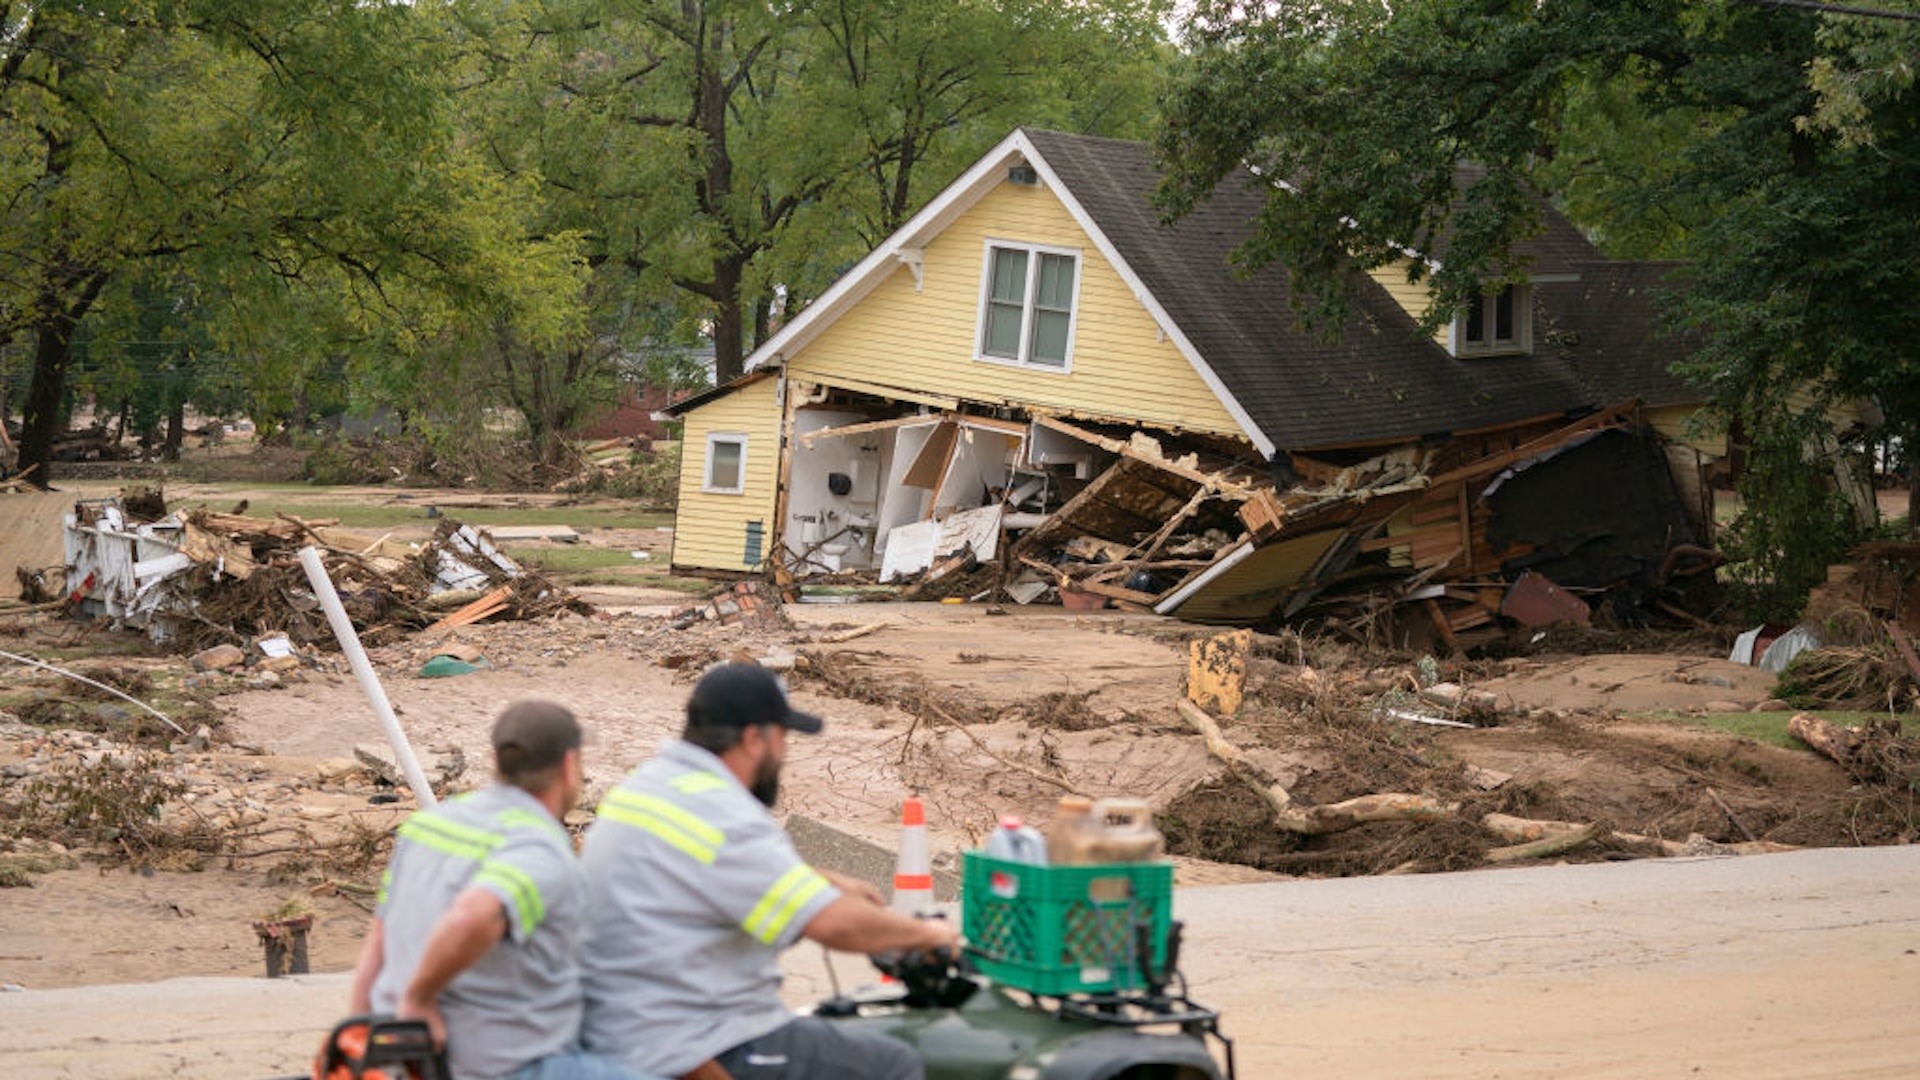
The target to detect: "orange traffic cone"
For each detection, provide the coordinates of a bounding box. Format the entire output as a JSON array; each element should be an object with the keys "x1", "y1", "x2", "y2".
[{"x1": 890, "y1": 796, "x2": 934, "y2": 916}]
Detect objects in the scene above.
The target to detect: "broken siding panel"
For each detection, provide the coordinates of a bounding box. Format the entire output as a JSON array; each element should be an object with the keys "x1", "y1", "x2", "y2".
[
  {"x1": 671, "y1": 377, "x2": 782, "y2": 572},
  {"x1": 786, "y1": 181, "x2": 1241, "y2": 437}
]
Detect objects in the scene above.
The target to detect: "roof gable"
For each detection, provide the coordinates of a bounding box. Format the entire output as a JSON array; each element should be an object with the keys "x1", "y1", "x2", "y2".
[{"x1": 750, "y1": 127, "x2": 1689, "y2": 456}]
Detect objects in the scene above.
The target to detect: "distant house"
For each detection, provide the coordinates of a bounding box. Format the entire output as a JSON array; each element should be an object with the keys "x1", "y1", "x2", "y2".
[
  {"x1": 576, "y1": 343, "x2": 714, "y2": 443},
  {"x1": 664, "y1": 128, "x2": 1717, "y2": 629}
]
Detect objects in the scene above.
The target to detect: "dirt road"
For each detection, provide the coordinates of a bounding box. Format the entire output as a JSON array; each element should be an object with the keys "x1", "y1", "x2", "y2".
[{"x1": 6, "y1": 843, "x2": 1916, "y2": 1079}]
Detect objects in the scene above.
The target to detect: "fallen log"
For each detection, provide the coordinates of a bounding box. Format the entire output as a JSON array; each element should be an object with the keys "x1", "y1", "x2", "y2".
[
  {"x1": 1485, "y1": 822, "x2": 1599, "y2": 864},
  {"x1": 1176, "y1": 699, "x2": 1293, "y2": 814},
  {"x1": 1272, "y1": 792, "x2": 1459, "y2": 836},
  {"x1": 1481, "y1": 812, "x2": 1592, "y2": 844},
  {"x1": 1788, "y1": 712, "x2": 1862, "y2": 767}
]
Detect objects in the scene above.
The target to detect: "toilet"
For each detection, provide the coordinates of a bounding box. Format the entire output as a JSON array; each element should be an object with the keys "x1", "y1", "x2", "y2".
[{"x1": 817, "y1": 512, "x2": 875, "y2": 572}]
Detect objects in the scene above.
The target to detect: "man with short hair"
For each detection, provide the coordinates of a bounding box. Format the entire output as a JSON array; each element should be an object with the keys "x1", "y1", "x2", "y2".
[
  {"x1": 581, "y1": 663, "x2": 959, "y2": 1080},
  {"x1": 349, "y1": 699, "x2": 651, "y2": 1080}
]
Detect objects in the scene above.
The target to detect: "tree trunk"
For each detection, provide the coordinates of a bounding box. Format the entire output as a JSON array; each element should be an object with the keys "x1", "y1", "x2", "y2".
[
  {"x1": 710, "y1": 254, "x2": 748, "y2": 384},
  {"x1": 17, "y1": 269, "x2": 109, "y2": 487},
  {"x1": 162, "y1": 397, "x2": 186, "y2": 461}
]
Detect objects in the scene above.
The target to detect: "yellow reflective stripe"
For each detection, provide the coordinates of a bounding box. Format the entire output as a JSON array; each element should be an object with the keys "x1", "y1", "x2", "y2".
[
  {"x1": 399, "y1": 813, "x2": 503, "y2": 862},
  {"x1": 495, "y1": 808, "x2": 564, "y2": 839},
  {"x1": 669, "y1": 771, "x2": 732, "y2": 795},
  {"x1": 475, "y1": 860, "x2": 545, "y2": 933},
  {"x1": 378, "y1": 868, "x2": 392, "y2": 906},
  {"x1": 603, "y1": 789, "x2": 725, "y2": 846},
  {"x1": 596, "y1": 800, "x2": 719, "y2": 865},
  {"x1": 743, "y1": 866, "x2": 830, "y2": 945}
]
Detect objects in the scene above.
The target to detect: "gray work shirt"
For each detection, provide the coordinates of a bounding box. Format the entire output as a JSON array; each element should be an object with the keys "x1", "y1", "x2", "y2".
[
  {"x1": 579, "y1": 740, "x2": 842, "y2": 1076},
  {"x1": 373, "y1": 785, "x2": 585, "y2": 1080}
]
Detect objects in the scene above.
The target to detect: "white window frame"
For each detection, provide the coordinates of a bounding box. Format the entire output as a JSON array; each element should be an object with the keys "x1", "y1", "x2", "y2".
[
  {"x1": 703, "y1": 433, "x2": 748, "y2": 495},
  {"x1": 974, "y1": 239, "x2": 1082, "y2": 372},
  {"x1": 1451, "y1": 283, "x2": 1532, "y2": 357}
]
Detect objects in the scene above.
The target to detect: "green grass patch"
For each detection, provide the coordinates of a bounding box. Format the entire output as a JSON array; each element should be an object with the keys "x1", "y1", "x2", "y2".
[
  {"x1": 168, "y1": 487, "x2": 671, "y2": 531},
  {"x1": 499, "y1": 545, "x2": 717, "y2": 595},
  {"x1": 1639, "y1": 708, "x2": 1920, "y2": 749},
  {"x1": 503, "y1": 546, "x2": 650, "y2": 573}
]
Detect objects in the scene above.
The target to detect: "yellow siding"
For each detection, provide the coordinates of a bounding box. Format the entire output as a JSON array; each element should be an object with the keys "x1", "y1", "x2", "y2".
[
  {"x1": 1646, "y1": 403, "x2": 1727, "y2": 458},
  {"x1": 671, "y1": 376, "x2": 783, "y2": 572},
  {"x1": 787, "y1": 181, "x2": 1240, "y2": 436},
  {"x1": 1366, "y1": 260, "x2": 1448, "y2": 346}
]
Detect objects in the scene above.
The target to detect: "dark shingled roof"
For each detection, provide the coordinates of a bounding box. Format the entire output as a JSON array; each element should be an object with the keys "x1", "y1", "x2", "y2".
[
  {"x1": 1537, "y1": 261, "x2": 1702, "y2": 409},
  {"x1": 1022, "y1": 129, "x2": 1695, "y2": 451}
]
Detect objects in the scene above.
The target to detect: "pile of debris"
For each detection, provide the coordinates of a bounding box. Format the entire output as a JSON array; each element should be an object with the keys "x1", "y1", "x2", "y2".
[
  {"x1": 54, "y1": 491, "x2": 587, "y2": 651},
  {"x1": 838, "y1": 404, "x2": 1720, "y2": 648}
]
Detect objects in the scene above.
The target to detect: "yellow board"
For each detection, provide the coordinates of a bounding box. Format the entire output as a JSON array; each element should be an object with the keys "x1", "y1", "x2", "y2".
[{"x1": 786, "y1": 181, "x2": 1241, "y2": 436}]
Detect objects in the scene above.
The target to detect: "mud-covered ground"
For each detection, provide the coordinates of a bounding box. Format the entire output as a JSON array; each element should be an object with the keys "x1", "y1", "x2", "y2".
[{"x1": 3, "y1": 577, "x2": 1911, "y2": 992}]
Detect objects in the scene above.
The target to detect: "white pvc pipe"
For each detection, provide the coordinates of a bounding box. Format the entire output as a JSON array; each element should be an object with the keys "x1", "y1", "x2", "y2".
[{"x1": 297, "y1": 546, "x2": 437, "y2": 807}]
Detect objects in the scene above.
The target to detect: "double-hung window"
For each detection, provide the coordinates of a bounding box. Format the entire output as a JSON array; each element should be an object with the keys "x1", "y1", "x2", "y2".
[
  {"x1": 1453, "y1": 283, "x2": 1531, "y2": 356},
  {"x1": 703, "y1": 434, "x2": 746, "y2": 494},
  {"x1": 978, "y1": 242, "x2": 1080, "y2": 370}
]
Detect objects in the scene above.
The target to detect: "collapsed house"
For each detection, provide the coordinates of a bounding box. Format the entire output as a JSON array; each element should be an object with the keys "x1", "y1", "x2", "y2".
[{"x1": 664, "y1": 128, "x2": 1725, "y2": 644}]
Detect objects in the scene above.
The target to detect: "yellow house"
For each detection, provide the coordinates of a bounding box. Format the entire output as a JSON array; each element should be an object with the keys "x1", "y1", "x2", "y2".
[{"x1": 668, "y1": 129, "x2": 1712, "y2": 597}]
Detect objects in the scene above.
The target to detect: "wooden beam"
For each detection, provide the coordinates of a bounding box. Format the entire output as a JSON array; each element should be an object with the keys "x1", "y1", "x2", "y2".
[
  {"x1": 1427, "y1": 398, "x2": 1641, "y2": 489},
  {"x1": 798, "y1": 413, "x2": 939, "y2": 446}
]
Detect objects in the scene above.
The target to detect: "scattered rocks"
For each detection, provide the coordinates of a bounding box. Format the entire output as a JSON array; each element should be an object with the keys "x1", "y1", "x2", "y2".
[{"x1": 190, "y1": 644, "x2": 246, "y2": 672}]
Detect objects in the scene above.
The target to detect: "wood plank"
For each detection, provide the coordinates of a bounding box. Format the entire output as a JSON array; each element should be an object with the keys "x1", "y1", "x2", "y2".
[
  {"x1": 425, "y1": 585, "x2": 513, "y2": 632},
  {"x1": 1072, "y1": 578, "x2": 1161, "y2": 605},
  {"x1": 1359, "y1": 523, "x2": 1460, "y2": 554},
  {"x1": 903, "y1": 422, "x2": 957, "y2": 489},
  {"x1": 1427, "y1": 399, "x2": 1640, "y2": 489}
]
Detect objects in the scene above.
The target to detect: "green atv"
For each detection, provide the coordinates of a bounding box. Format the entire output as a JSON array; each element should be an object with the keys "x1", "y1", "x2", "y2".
[
  {"x1": 819, "y1": 920, "x2": 1235, "y2": 1080},
  {"x1": 306, "y1": 923, "x2": 1231, "y2": 1080}
]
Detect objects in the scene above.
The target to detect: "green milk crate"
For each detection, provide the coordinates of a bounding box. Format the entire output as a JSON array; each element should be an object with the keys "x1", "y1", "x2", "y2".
[{"x1": 961, "y1": 852, "x2": 1173, "y2": 996}]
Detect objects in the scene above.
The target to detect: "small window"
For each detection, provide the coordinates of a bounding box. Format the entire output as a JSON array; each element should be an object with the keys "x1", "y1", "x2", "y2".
[
  {"x1": 704, "y1": 434, "x2": 746, "y2": 494},
  {"x1": 977, "y1": 242, "x2": 1079, "y2": 370},
  {"x1": 1455, "y1": 283, "x2": 1531, "y2": 356}
]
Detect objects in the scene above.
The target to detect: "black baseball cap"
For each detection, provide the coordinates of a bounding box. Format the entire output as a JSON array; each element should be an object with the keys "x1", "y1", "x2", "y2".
[
  {"x1": 492, "y1": 699, "x2": 582, "y2": 775},
  {"x1": 687, "y1": 663, "x2": 824, "y2": 734}
]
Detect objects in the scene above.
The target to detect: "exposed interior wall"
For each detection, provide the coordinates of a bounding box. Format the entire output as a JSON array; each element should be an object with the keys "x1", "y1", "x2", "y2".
[
  {"x1": 669, "y1": 376, "x2": 782, "y2": 573},
  {"x1": 783, "y1": 180, "x2": 1242, "y2": 437},
  {"x1": 785, "y1": 407, "x2": 889, "y2": 572}
]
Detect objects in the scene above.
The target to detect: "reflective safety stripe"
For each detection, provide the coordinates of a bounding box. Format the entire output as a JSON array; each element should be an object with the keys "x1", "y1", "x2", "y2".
[
  {"x1": 475, "y1": 859, "x2": 546, "y2": 933},
  {"x1": 377, "y1": 868, "x2": 392, "y2": 906},
  {"x1": 597, "y1": 789, "x2": 725, "y2": 864},
  {"x1": 669, "y1": 771, "x2": 732, "y2": 795},
  {"x1": 398, "y1": 812, "x2": 503, "y2": 862},
  {"x1": 743, "y1": 865, "x2": 830, "y2": 945},
  {"x1": 495, "y1": 807, "x2": 565, "y2": 839}
]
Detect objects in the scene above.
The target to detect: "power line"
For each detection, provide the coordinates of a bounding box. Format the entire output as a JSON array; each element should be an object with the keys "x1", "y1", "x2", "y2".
[{"x1": 1745, "y1": 0, "x2": 1920, "y2": 22}]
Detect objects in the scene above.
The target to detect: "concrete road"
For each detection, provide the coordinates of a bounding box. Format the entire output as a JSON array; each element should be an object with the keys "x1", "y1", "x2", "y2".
[{"x1": 4, "y1": 845, "x2": 1916, "y2": 1079}]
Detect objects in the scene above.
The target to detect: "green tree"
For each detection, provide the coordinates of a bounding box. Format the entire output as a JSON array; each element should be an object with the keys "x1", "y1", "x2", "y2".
[
  {"x1": 1156, "y1": 0, "x2": 1920, "y2": 618},
  {"x1": 0, "y1": 1, "x2": 565, "y2": 483}
]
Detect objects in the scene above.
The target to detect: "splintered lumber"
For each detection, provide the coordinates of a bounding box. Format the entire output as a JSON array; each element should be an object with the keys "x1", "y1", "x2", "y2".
[
  {"x1": 425, "y1": 584, "x2": 513, "y2": 632},
  {"x1": 1271, "y1": 792, "x2": 1459, "y2": 836},
  {"x1": 1176, "y1": 699, "x2": 1293, "y2": 814},
  {"x1": 1485, "y1": 822, "x2": 1600, "y2": 864}
]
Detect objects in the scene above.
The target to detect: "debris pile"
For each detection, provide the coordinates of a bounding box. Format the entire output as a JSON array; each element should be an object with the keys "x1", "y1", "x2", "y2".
[
  {"x1": 59, "y1": 494, "x2": 587, "y2": 650},
  {"x1": 815, "y1": 404, "x2": 1720, "y2": 647}
]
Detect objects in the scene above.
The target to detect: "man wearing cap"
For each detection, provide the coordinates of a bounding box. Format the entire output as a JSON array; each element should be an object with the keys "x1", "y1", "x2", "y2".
[
  {"x1": 349, "y1": 699, "x2": 652, "y2": 1080},
  {"x1": 581, "y1": 663, "x2": 958, "y2": 1080}
]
